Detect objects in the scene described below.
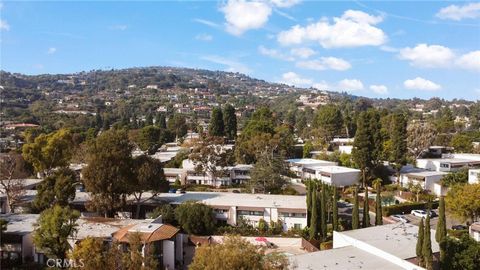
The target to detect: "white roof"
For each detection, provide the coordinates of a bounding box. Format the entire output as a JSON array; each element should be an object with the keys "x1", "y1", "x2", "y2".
[
  {"x1": 406, "y1": 171, "x2": 448, "y2": 177},
  {"x1": 289, "y1": 246, "x2": 404, "y2": 270},
  {"x1": 156, "y1": 192, "x2": 306, "y2": 210},
  {"x1": 307, "y1": 165, "x2": 361, "y2": 173},
  {"x1": 287, "y1": 158, "x2": 336, "y2": 166},
  {"x1": 0, "y1": 214, "x2": 39, "y2": 235},
  {"x1": 163, "y1": 168, "x2": 186, "y2": 174},
  {"x1": 336, "y1": 223, "x2": 439, "y2": 260}
]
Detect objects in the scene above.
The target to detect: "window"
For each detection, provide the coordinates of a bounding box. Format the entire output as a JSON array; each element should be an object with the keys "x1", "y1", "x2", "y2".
[
  {"x1": 237, "y1": 210, "x2": 264, "y2": 216},
  {"x1": 440, "y1": 163, "x2": 449, "y2": 168},
  {"x1": 279, "y1": 212, "x2": 307, "y2": 218},
  {"x1": 215, "y1": 209, "x2": 228, "y2": 214},
  {"x1": 294, "y1": 224, "x2": 302, "y2": 230}
]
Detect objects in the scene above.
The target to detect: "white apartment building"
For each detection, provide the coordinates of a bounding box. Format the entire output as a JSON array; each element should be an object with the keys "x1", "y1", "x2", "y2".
[
  {"x1": 157, "y1": 192, "x2": 307, "y2": 231},
  {"x1": 395, "y1": 167, "x2": 448, "y2": 196},
  {"x1": 303, "y1": 165, "x2": 361, "y2": 187},
  {"x1": 181, "y1": 159, "x2": 252, "y2": 187},
  {"x1": 470, "y1": 222, "x2": 480, "y2": 242},
  {"x1": 285, "y1": 158, "x2": 337, "y2": 177},
  {"x1": 416, "y1": 157, "x2": 480, "y2": 172}
]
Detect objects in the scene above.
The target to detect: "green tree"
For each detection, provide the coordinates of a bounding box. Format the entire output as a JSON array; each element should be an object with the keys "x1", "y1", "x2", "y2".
[
  {"x1": 69, "y1": 237, "x2": 105, "y2": 270},
  {"x1": 0, "y1": 152, "x2": 30, "y2": 213},
  {"x1": 249, "y1": 151, "x2": 286, "y2": 194},
  {"x1": 155, "y1": 113, "x2": 167, "y2": 129},
  {"x1": 145, "y1": 113, "x2": 153, "y2": 126},
  {"x1": 189, "y1": 235, "x2": 288, "y2": 270},
  {"x1": 362, "y1": 187, "x2": 370, "y2": 228},
  {"x1": 303, "y1": 141, "x2": 313, "y2": 158},
  {"x1": 223, "y1": 104, "x2": 237, "y2": 140},
  {"x1": 33, "y1": 205, "x2": 80, "y2": 260},
  {"x1": 445, "y1": 183, "x2": 480, "y2": 222},
  {"x1": 313, "y1": 105, "x2": 343, "y2": 143},
  {"x1": 332, "y1": 187, "x2": 339, "y2": 231},
  {"x1": 417, "y1": 218, "x2": 425, "y2": 267},
  {"x1": 136, "y1": 125, "x2": 161, "y2": 154},
  {"x1": 443, "y1": 234, "x2": 480, "y2": 270},
  {"x1": 209, "y1": 107, "x2": 225, "y2": 137},
  {"x1": 33, "y1": 167, "x2": 77, "y2": 211},
  {"x1": 148, "y1": 204, "x2": 176, "y2": 225},
  {"x1": 175, "y1": 201, "x2": 216, "y2": 235},
  {"x1": 320, "y1": 184, "x2": 327, "y2": 240},
  {"x1": 306, "y1": 181, "x2": 312, "y2": 227},
  {"x1": 390, "y1": 114, "x2": 407, "y2": 184},
  {"x1": 309, "y1": 184, "x2": 318, "y2": 240},
  {"x1": 423, "y1": 213, "x2": 433, "y2": 270},
  {"x1": 373, "y1": 178, "x2": 383, "y2": 225},
  {"x1": 131, "y1": 155, "x2": 169, "y2": 218},
  {"x1": 352, "y1": 186, "x2": 360, "y2": 230},
  {"x1": 167, "y1": 113, "x2": 188, "y2": 139},
  {"x1": 441, "y1": 168, "x2": 468, "y2": 187},
  {"x1": 407, "y1": 122, "x2": 437, "y2": 159},
  {"x1": 22, "y1": 128, "x2": 73, "y2": 175},
  {"x1": 82, "y1": 129, "x2": 133, "y2": 217},
  {"x1": 450, "y1": 134, "x2": 473, "y2": 153},
  {"x1": 436, "y1": 197, "x2": 447, "y2": 267},
  {"x1": 0, "y1": 218, "x2": 7, "y2": 240}
]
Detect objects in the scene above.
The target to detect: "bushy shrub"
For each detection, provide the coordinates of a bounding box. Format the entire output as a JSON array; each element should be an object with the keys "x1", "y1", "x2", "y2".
[{"x1": 383, "y1": 201, "x2": 439, "y2": 216}]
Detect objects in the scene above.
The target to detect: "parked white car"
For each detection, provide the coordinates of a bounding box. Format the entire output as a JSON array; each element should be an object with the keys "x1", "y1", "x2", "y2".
[
  {"x1": 392, "y1": 214, "x2": 409, "y2": 223},
  {"x1": 411, "y1": 210, "x2": 436, "y2": 218}
]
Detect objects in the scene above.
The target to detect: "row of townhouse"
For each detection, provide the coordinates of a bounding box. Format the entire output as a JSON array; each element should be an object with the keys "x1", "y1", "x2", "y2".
[
  {"x1": 286, "y1": 158, "x2": 361, "y2": 187},
  {"x1": 0, "y1": 214, "x2": 184, "y2": 269}
]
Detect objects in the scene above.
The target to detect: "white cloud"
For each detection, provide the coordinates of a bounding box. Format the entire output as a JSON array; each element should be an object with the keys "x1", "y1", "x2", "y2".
[
  {"x1": 436, "y1": 2, "x2": 480, "y2": 21},
  {"x1": 369, "y1": 84, "x2": 388, "y2": 95},
  {"x1": 277, "y1": 10, "x2": 386, "y2": 48},
  {"x1": 404, "y1": 77, "x2": 441, "y2": 91},
  {"x1": 201, "y1": 55, "x2": 251, "y2": 74},
  {"x1": 399, "y1": 44, "x2": 455, "y2": 68},
  {"x1": 0, "y1": 20, "x2": 10, "y2": 31},
  {"x1": 280, "y1": 72, "x2": 313, "y2": 86},
  {"x1": 296, "y1": 57, "x2": 351, "y2": 71},
  {"x1": 269, "y1": 0, "x2": 301, "y2": 8},
  {"x1": 290, "y1": 47, "x2": 316, "y2": 59},
  {"x1": 338, "y1": 79, "x2": 364, "y2": 91},
  {"x1": 47, "y1": 47, "x2": 57, "y2": 54},
  {"x1": 221, "y1": 0, "x2": 272, "y2": 36},
  {"x1": 455, "y1": 50, "x2": 480, "y2": 72},
  {"x1": 110, "y1": 24, "x2": 128, "y2": 31},
  {"x1": 193, "y1": 18, "x2": 220, "y2": 28},
  {"x1": 195, "y1": 33, "x2": 213, "y2": 41},
  {"x1": 258, "y1": 46, "x2": 294, "y2": 61}
]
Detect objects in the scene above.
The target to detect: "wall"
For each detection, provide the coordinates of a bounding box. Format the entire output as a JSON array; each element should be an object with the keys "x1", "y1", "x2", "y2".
[{"x1": 162, "y1": 240, "x2": 175, "y2": 270}]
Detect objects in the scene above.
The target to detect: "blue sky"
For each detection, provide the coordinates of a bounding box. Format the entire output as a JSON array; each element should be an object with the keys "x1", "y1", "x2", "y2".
[{"x1": 1, "y1": 1, "x2": 479, "y2": 100}]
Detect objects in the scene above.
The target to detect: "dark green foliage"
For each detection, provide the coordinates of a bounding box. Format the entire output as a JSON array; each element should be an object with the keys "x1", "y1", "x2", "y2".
[
  {"x1": 306, "y1": 181, "x2": 312, "y2": 227},
  {"x1": 352, "y1": 186, "x2": 360, "y2": 230},
  {"x1": 417, "y1": 218, "x2": 425, "y2": 267},
  {"x1": 443, "y1": 234, "x2": 480, "y2": 270},
  {"x1": 383, "y1": 201, "x2": 439, "y2": 216},
  {"x1": 436, "y1": 197, "x2": 447, "y2": 267},
  {"x1": 363, "y1": 187, "x2": 370, "y2": 228},
  {"x1": 441, "y1": 168, "x2": 468, "y2": 187},
  {"x1": 33, "y1": 167, "x2": 77, "y2": 211},
  {"x1": 390, "y1": 113, "x2": 407, "y2": 180},
  {"x1": 223, "y1": 104, "x2": 237, "y2": 140},
  {"x1": 167, "y1": 113, "x2": 188, "y2": 139},
  {"x1": 320, "y1": 184, "x2": 327, "y2": 240},
  {"x1": 175, "y1": 201, "x2": 216, "y2": 235},
  {"x1": 209, "y1": 107, "x2": 225, "y2": 137},
  {"x1": 309, "y1": 183, "x2": 318, "y2": 240},
  {"x1": 423, "y1": 212, "x2": 433, "y2": 270},
  {"x1": 375, "y1": 185, "x2": 383, "y2": 226},
  {"x1": 148, "y1": 204, "x2": 176, "y2": 225},
  {"x1": 303, "y1": 141, "x2": 313, "y2": 158},
  {"x1": 249, "y1": 152, "x2": 286, "y2": 194},
  {"x1": 155, "y1": 113, "x2": 167, "y2": 129},
  {"x1": 313, "y1": 104, "x2": 343, "y2": 142},
  {"x1": 332, "y1": 187, "x2": 339, "y2": 231}
]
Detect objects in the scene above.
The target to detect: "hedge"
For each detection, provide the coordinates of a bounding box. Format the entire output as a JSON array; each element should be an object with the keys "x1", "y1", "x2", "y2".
[{"x1": 383, "y1": 201, "x2": 439, "y2": 216}]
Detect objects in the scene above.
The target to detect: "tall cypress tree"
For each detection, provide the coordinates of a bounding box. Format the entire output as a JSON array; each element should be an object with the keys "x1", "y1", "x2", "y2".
[
  {"x1": 333, "y1": 187, "x2": 339, "y2": 231},
  {"x1": 352, "y1": 186, "x2": 360, "y2": 230},
  {"x1": 223, "y1": 104, "x2": 237, "y2": 140},
  {"x1": 417, "y1": 218, "x2": 425, "y2": 267},
  {"x1": 156, "y1": 113, "x2": 167, "y2": 129},
  {"x1": 309, "y1": 187, "x2": 318, "y2": 240},
  {"x1": 320, "y1": 184, "x2": 327, "y2": 240},
  {"x1": 208, "y1": 107, "x2": 225, "y2": 137},
  {"x1": 145, "y1": 113, "x2": 153, "y2": 126},
  {"x1": 363, "y1": 187, "x2": 370, "y2": 228},
  {"x1": 423, "y1": 212, "x2": 433, "y2": 270},
  {"x1": 306, "y1": 181, "x2": 312, "y2": 227},
  {"x1": 375, "y1": 183, "x2": 383, "y2": 225},
  {"x1": 436, "y1": 197, "x2": 447, "y2": 267},
  {"x1": 390, "y1": 113, "x2": 407, "y2": 184}
]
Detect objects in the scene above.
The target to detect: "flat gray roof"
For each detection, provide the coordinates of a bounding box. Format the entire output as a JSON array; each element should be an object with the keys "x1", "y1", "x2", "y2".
[
  {"x1": 337, "y1": 223, "x2": 439, "y2": 259},
  {"x1": 289, "y1": 246, "x2": 404, "y2": 270},
  {"x1": 0, "y1": 214, "x2": 39, "y2": 235}
]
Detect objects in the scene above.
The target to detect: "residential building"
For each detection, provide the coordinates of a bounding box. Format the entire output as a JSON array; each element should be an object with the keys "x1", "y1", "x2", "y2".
[
  {"x1": 290, "y1": 223, "x2": 439, "y2": 270},
  {"x1": 156, "y1": 192, "x2": 307, "y2": 231},
  {"x1": 468, "y1": 169, "x2": 480, "y2": 184},
  {"x1": 182, "y1": 159, "x2": 252, "y2": 187},
  {"x1": 416, "y1": 157, "x2": 480, "y2": 172},
  {"x1": 0, "y1": 214, "x2": 40, "y2": 265},
  {"x1": 302, "y1": 165, "x2": 361, "y2": 187},
  {"x1": 112, "y1": 218, "x2": 184, "y2": 270},
  {"x1": 470, "y1": 222, "x2": 480, "y2": 242},
  {"x1": 395, "y1": 166, "x2": 448, "y2": 196},
  {"x1": 285, "y1": 158, "x2": 337, "y2": 177},
  {"x1": 164, "y1": 168, "x2": 187, "y2": 184}
]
